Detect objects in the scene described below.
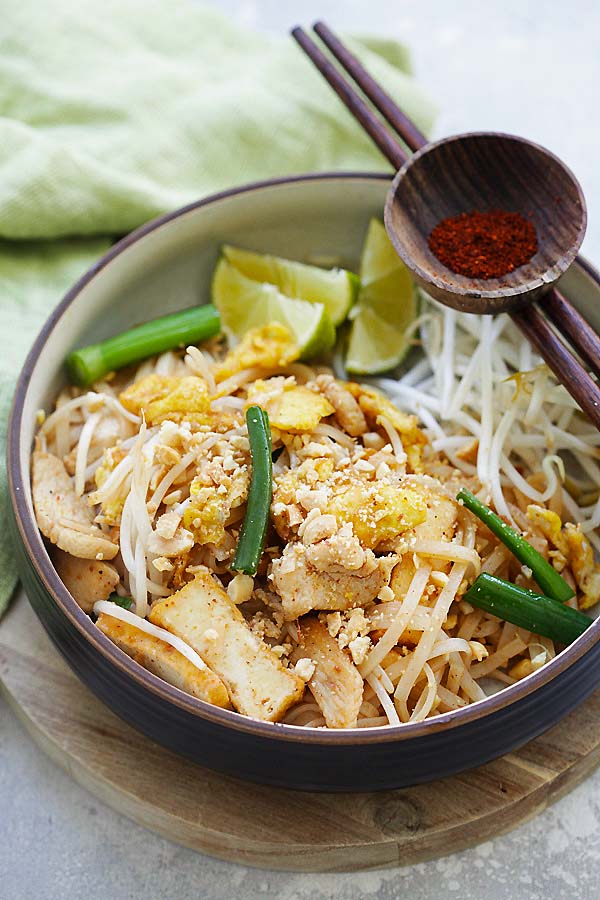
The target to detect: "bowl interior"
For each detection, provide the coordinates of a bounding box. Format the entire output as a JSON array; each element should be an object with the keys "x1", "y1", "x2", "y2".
[
  {"x1": 385, "y1": 133, "x2": 587, "y2": 308},
  {"x1": 11, "y1": 172, "x2": 600, "y2": 742}
]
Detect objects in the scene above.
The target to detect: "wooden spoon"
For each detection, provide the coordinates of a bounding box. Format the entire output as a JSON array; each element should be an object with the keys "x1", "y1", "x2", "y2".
[{"x1": 384, "y1": 132, "x2": 587, "y2": 314}]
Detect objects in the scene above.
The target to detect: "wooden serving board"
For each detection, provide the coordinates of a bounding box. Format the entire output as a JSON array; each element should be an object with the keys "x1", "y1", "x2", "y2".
[{"x1": 2, "y1": 591, "x2": 600, "y2": 873}]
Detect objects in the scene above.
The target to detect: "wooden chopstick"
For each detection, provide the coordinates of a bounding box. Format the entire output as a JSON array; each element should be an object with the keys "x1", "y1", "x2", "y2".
[
  {"x1": 511, "y1": 305, "x2": 600, "y2": 426},
  {"x1": 542, "y1": 288, "x2": 600, "y2": 381},
  {"x1": 293, "y1": 21, "x2": 600, "y2": 428},
  {"x1": 291, "y1": 27, "x2": 407, "y2": 170},
  {"x1": 312, "y1": 21, "x2": 427, "y2": 153}
]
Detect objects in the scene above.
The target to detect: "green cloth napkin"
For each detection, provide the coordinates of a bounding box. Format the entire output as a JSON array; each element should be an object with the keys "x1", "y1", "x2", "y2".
[{"x1": 0, "y1": 0, "x2": 435, "y2": 617}]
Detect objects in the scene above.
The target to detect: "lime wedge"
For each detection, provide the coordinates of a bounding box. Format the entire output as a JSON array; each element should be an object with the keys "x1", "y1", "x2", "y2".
[
  {"x1": 222, "y1": 245, "x2": 358, "y2": 326},
  {"x1": 212, "y1": 259, "x2": 336, "y2": 360},
  {"x1": 346, "y1": 219, "x2": 417, "y2": 375}
]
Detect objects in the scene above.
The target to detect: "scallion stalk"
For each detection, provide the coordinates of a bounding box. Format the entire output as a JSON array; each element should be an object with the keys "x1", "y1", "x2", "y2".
[
  {"x1": 107, "y1": 593, "x2": 133, "y2": 610},
  {"x1": 457, "y1": 488, "x2": 574, "y2": 603},
  {"x1": 464, "y1": 573, "x2": 590, "y2": 645},
  {"x1": 66, "y1": 304, "x2": 221, "y2": 387},
  {"x1": 232, "y1": 406, "x2": 272, "y2": 576}
]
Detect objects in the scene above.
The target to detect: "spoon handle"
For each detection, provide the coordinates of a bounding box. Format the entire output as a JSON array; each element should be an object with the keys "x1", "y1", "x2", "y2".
[{"x1": 511, "y1": 305, "x2": 600, "y2": 429}]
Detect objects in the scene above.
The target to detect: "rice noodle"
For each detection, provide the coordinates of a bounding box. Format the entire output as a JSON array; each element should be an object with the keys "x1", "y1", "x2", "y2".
[
  {"x1": 185, "y1": 345, "x2": 216, "y2": 393},
  {"x1": 394, "y1": 563, "x2": 467, "y2": 721},
  {"x1": 366, "y1": 672, "x2": 400, "y2": 726},
  {"x1": 360, "y1": 565, "x2": 431, "y2": 677},
  {"x1": 409, "y1": 663, "x2": 438, "y2": 722},
  {"x1": 378, "y1": 415, "x2": 407, "y2": 463},
  {"x1": 412, "y1": 539, "x2": 480, "y2": 576},
  {"x1": 312, "y1": 422, "x2": 356, "y2": 449}
]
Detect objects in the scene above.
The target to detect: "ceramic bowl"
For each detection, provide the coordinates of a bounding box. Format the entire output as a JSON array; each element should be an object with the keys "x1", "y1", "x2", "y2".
[{"x1": 8, "y1": 172, "x2": 600, "y2": 791}]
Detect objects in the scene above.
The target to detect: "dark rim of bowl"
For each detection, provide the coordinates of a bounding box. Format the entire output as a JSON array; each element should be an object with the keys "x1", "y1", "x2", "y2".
[{"x1": 8, "y1": 170, "x2": 600, "y2": 746}]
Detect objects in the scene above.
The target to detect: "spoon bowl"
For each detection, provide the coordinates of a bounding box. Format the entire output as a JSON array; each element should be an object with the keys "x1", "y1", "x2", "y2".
[{"x1": 384, "y1": 132, "x2": 587, "y2": 314}]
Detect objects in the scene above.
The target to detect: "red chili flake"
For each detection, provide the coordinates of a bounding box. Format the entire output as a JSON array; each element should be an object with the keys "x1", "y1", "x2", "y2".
[{"x1": 428, "y1": 209, "x2": 538, "y2": 280}]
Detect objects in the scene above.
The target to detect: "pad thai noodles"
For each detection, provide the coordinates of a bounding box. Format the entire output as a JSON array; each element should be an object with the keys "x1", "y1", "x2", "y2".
[{"x1": 30, "y1": 246, "x2": 600, "y2": 729}]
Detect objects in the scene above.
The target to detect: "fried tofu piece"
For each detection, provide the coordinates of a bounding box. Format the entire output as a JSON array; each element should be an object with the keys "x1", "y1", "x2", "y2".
[
  {"x1": 32, "y1": 451, "x2": 118, "y2": 560},
  {"x1": 290, "y1": 617, "x2": 363, "y2": 728},
  {"x1": 149, "y1": 571, "x2": 305, "y2": 721},
  {"x1": 52, "y1": 548, "x2": 119, "y2": 613},
  {"x1": 96, "y1": 613, "x2": 230, "y2": 708}
]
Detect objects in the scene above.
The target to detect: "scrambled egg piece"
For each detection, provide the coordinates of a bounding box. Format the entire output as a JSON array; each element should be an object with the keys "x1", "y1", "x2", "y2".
[
  {"x1": 348, "y1": 383, "x2": 420, "y2": 436},
  {"x1": 119, "y1": 374, "x2": 212, "y2": 426},
  {"x1": 215, "y1": 323, "x2": 299, "y2": 382},
  {"x1": 328, "y1": 480, "x2": 426, "y2": 549},
  {"x1": 183, "y1": 493, "x2": 230, "y2": 546},
  {"x1": 272, "y1": 456, "x2": 426, "y2": 549},
  {"x1": 528, "y1": 505, "x2": 600, "y2": 609},
  {"x1": 563, "y1": 525, "x2": 600, "y2": 609},
  {"x1": 92, "y1": 445, "x2": 128, "y2": 525},
  {"x1": 527, "y1": 506, "x2": 565, "y2": 553},
  {"x1": 145, "y1": 376, "x2": 211, "y2": 426},
  {"x1": 247, "y1": 381, "x2": 334, "y2": 433},
  {"x1": 346, "y1": 383, "x2": 427, "y2": 471},
  {"x1": 183, "y1": 463, "x2": 249, "y2": 547},
  {"x1": 119, "y1": 374, "x2": 179, "y2": 416}
]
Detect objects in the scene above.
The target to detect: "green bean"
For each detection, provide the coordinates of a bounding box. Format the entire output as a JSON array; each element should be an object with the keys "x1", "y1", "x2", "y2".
[
  {"x1": 66, "y1": 304, "x2": 221, "y2": 387},
  {"x1": 232, "y1": 406, "x2": 272, "y2": 576},
  {"x1": 457, "y1": 488, "x2": 574, "y2": 603},
  {"x1": 463, "y1": 573, "x2": 590, "y2": 645}
]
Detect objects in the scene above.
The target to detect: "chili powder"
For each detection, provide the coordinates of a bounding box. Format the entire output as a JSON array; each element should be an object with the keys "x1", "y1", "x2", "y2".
[{"x1": 428, "y1": 209, "x2": 538, "y2": 279}]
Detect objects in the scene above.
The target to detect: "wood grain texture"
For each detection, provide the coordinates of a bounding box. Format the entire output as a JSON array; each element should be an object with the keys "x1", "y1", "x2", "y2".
[{"x1": 2, "y1": 593, "x2": 600, "y2": 873}]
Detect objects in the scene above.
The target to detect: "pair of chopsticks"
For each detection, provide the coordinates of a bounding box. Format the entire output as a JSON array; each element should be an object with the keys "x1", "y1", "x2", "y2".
[{"x1": 292, "y1": 22, "x2": 600, "y2": 429}]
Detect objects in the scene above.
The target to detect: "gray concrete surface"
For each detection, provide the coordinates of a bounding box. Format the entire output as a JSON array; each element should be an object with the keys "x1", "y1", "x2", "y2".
[{"x1": 3, "y1": 1, "x2": 600, "y2": 897}]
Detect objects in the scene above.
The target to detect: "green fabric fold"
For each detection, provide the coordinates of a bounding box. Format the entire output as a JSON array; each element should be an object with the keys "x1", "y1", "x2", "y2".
[{"x1": 0, "y1": 0, "x2": 435, "y2": 617}]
